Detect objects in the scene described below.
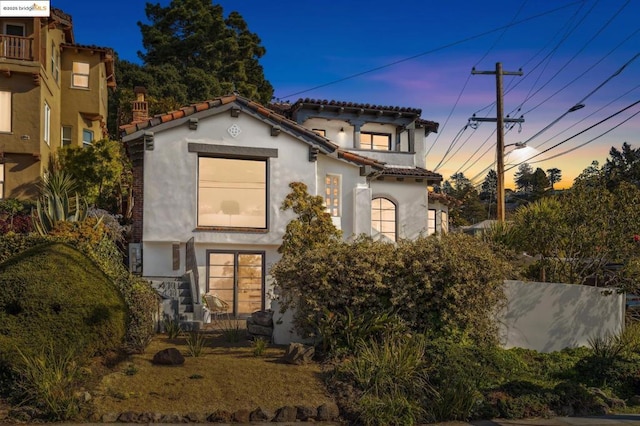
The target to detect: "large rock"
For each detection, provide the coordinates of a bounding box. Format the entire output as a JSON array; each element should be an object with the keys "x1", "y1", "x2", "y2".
[
  {"x1": 273, "y1": 406, "x2": 297, "y2": 422},
  {"x1": 152, "y1": 347, "x2": 185, "y2": 366},
  {"x1": 233, "y1": 409, "x2": 250, "y2": 423},
  {"x1": 317, "y1": 402, "x2": 340, "y2": 421},
  {"x1": 284, "y1": 342, "x2": 315, "y2": 365},
  {"x1": 250, "y1": 310, "x2": 274, "y2": 327},
  {"x1": 247, "y1": 322, "x2": 273, "y2": 337},
  {"x1": 207, "y1": 410, "x2": 232, "y2": 422},
  {"x1": 296, "y1": 405, "x2": 317, "y2": 421},
  {"x1": 249, "y1": 407, "x2": 272, "y2": 421}
]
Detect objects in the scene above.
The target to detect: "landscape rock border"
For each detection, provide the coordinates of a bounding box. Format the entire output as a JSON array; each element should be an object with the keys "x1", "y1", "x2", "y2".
[{"x1": 96, "y1": 402, "x2": 340, "y2": 423}]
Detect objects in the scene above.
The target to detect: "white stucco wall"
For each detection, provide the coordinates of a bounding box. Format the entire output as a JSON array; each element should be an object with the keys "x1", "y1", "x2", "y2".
[
  {"x1": 141, "y1": 113, "x2": 316, "y2": 247},
  {"x1": 370, "y1": 179, "x2": 429, "y2": 240},
  {"x1": 499, "y1": 280, "x2": 625, "y2": 353}
]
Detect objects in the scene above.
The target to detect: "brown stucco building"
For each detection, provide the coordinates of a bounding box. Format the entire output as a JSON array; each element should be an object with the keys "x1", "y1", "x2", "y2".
[{"x1": 0, "y1": 8, "x2": 115, "y2": 199}]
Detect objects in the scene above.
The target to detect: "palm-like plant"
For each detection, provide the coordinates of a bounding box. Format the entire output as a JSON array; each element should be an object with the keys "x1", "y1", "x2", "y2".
[{"x1": 32, "y1": 169, "x2": 88, "y2": 235}]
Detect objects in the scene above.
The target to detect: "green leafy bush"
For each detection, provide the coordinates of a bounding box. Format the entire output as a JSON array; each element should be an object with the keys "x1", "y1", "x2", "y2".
[{"x1": 0, "y1": 243, "x2": 126, "y2": 372}]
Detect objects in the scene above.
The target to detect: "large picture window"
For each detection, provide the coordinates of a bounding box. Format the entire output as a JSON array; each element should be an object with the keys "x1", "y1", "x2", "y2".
[
  {"x1": 207, "y1": 251, "x2": 264, "y2": 316},
  {"x1": 198, "y1": 157, "x2": 267, "y2": 229},
  {"x1": 371, "y1": 197, "x2": 396, "y2": 241},
  {"x1": 360, "y1": 132, "x2": 391, "y2": 151}
]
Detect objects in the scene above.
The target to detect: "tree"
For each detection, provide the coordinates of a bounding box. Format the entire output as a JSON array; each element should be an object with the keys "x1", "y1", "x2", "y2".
[
  {"x1": 57, "y1": 139, "x2": 132, "y2": 216},
  {"x1": 531, "y1": 168, "x2": 550, "y2": 197},
  {"x1": 109, "y1": 1, "x2": 274, "y2": 135},
  {"x1": 546, "y1": 167, "x2": 562, "y2": 190},
  {"x1": 442, "y1": 173, "x2": 485, "y2": 226},
  {"x1": 514, "y1": 163, "x2": 533, "y2": 193},
  {"x1": 480, "y1": 170, "x2": 497, "y2": 201},
  {"x1": 602, "y1": 142, "x2": 640, "y2": 190},
  {"x1": 138, "y1": 0, "x2": 272, "y2": 103}
]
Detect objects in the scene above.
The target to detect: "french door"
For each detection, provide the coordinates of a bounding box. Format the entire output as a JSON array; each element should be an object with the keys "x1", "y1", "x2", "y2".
[{"x1": 206, "y1": 251, "x2": 264, "y2": 316}]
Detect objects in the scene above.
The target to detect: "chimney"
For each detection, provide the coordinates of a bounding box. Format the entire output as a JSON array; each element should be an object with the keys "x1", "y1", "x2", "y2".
[{"x1": 131, "y1": 86, "x2": 148, "y2": 123}]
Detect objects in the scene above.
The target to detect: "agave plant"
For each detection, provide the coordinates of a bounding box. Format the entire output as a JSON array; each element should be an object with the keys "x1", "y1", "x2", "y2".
[{"x1": 32, "y1": 170, "x2": 89, "y2": 235}]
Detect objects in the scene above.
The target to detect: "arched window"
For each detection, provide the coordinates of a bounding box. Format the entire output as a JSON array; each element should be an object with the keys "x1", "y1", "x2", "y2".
[{"x1": 371, "y1": 197, "x2": 396, "y2": 241}]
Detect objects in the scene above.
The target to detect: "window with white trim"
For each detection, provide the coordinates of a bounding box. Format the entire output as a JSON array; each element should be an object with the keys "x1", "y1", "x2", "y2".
[
  {"x1": 82, "y1": 129, "x2": 93, "y2": 147},
  {"x1": 61, "y1": 126, "x2": 72, "y2": 147},
  {"x1": 441, "y1": 211, "x2": 449, "y2": 234},
  {"x1": 51, "y1": 42, "x2": 59, "y2": 83},
  {"x1": 372, "y1": 197, "x2": 396, "y2": 241},
  {"x1": 72, "y1": 62, "x2": 90, "y2": 88},
  {"x1": 43, "y1": 102, "x2": 50, "y2": 145},
  {"x1": 198, "y1": 157, "x2": 267, "y2": 229},
  {"x1": 0, "y1": 91, "x2": 10, "y2": 132},
  {"x1": 428, "y1": 209, "x2": 436, "y2": 235},
  {"x1": 325, "y1": 174, "x2": 340, "y2": 217}
]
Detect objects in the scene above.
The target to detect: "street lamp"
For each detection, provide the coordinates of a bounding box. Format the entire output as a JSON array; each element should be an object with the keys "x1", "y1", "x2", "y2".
[{"x1": 496, "y1": 142, "x2": 527, "y2": 223}]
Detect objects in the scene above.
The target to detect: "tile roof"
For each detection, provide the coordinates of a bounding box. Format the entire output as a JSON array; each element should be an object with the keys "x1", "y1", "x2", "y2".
[
  {"x1": 120, "y1": 94, "x2": 387, "y2": 170},
  {"x1": 382, "y1": 166, "x2": 442, "y2": 181},
  {"x1": 289, "y1": 98, "x2": 422, "y2": 115},
  {"x1": 429, "y1": 191, "x2": 462, "y2": 206}
]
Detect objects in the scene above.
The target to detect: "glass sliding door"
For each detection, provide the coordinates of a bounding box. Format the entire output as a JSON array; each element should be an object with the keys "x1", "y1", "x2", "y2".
[{"x1": 207, "y1": 251, "x2": 264, "y2": 316}]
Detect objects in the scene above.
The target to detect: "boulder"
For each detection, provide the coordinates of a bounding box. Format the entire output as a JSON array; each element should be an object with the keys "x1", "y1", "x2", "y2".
[
  {"x1": 249, "y1": 407, "x2": 271, "y2": 421},
  {"x1": 152, "y1": 347, "x2": 185, "y2": 366},
  {"x1": 273, "y1": 406, "x2": 297, "y2": 422},
  {"x1": 284, "y1": 342, "x2": 315, "y2": 365},
  {"x1": 207, "y1": 410, "x2": 233, "y2": 422},
  {"x1": 117, "y1": 411, "x2": 139, "y2": 423},
  {"x1": 317, "y1": 402, "x2": 340, "y2": 421},
  {"x1": 250, "y1": 310, "x2": 274, "y2": 327},
  {"x1": 247, "y1": 322, "x2": 273, "y2": 337},
  {"x1": 233, "y1": 409, "x2": 250, "y2": 423},
  {"x1": 296, "y1": 405, "x2": 317, "y2": 421}
]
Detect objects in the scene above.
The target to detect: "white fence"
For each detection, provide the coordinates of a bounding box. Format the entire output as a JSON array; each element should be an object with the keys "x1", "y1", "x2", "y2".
[{"x1": 499, "y1": 280, "x2": 625, "y2": 353}]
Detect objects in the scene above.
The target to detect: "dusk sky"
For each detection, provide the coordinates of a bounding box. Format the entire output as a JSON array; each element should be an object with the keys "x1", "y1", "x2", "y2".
[{"x1": 53, "y1": 0, "x2": 640, "y2": 189}]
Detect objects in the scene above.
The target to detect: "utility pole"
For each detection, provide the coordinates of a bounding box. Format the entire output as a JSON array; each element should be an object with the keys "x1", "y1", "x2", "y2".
[{"x1": 470, "y1": 62, "x2": 524, "y2": 222}]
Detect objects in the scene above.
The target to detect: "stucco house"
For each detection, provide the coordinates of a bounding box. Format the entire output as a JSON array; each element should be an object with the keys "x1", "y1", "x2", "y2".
[
  {"x1": 120, "y1": 93, "x2": 442, "y2": 339},
  {"x1": 0, "y1": 8, "x2": 115, "y2": 199}
]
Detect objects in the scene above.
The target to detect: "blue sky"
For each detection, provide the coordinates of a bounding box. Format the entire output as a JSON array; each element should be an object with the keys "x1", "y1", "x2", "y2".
[{"x1": 53, "y1": 0, "x2": 640, "y2": 188}]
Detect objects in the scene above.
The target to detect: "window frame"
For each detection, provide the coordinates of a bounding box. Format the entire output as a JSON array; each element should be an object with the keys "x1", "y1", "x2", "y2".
[
  {"x1": 82, "y1": 129, "x2": 93, "y2": 147},
  {"x1": 50, "y1": 41, "x2": 59, "y2": 83},
  {"x1": 43, "y1": 102, "x2": 50, "y2": 145},
  {"x1": 61, "y1": 126, "x2": 72, "y2": 147},
  {"x1": 312, "y1": 128, "x2": 326, "y2": 137},
  {"x1": 0, "y1": 162, "x2": 4, "y2": 199},
  {"x1": 197, "y1": 155, "x2": 269, "y2": 231},
  {"x1": 428, "y1": 209, "x2": 436, "y2": 235},
  {"x1": 71, "y1": 62, "x2": 90, "y2": 89},
  {"x1": 325, "y1": 174, "x2": 341, "y2": 217},
  {"x1": 0, "y1": 91, "x2": 11, "y2": 133},
  {"x1": 205, "y1": 250, "x2": 266, "y2": 317},
  {"x1": 371, "y1": 197, "x2": 397, "y2": 241},
  {"x1": 360, "y1": 131, "x2": 392, "y2": 151}
]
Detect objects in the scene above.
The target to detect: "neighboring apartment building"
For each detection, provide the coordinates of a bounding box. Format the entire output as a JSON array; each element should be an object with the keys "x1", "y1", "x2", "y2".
[{"x1": 0, "y1": 8, "x2": 115, "y2": 199}]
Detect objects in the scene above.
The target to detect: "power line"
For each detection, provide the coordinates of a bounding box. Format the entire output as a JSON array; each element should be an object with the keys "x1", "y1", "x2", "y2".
[
  {"x1": 505, "y1": 99, "x2": 640, "y2": 171},
  {"x1": 277, "y1": 1, "x2": 586, "y2": 100},
  {"x1": 527, "y1": 108, "x2": 640, "y2": 164}
]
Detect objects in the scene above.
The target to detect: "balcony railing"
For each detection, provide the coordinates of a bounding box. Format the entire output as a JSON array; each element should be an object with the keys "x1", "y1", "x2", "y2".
[{"x1": 0, "y1": 35, "x2": 33, "y2": 61}]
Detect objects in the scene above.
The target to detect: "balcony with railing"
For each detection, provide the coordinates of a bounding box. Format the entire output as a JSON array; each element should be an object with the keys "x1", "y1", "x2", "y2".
[{"x1": 0, "y1": 35, "x2": 33, "y2": 61}]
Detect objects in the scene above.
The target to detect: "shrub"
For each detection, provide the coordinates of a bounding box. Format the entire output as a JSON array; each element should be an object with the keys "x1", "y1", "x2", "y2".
[
  {"x1": 337, "y1": 333, "x2": 432, "y2": 424},
  {"x1": 163, "y1": 316, "x2": 182, "y2": 339},
  {"x1": 12, "y1": 346, "x2": 85, "y2": 421},
  {"x1": 252, "y1": 337, "x2": 268, "y2": 357},
  {"x1": 0, "y1": 243, "x2": 127, "y2": 367},
  {"x1": 185, "y1": 331, "x2": 208, "y2": 357}
]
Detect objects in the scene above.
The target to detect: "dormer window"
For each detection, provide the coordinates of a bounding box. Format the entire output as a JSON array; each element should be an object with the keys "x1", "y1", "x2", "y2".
[{"x1": 361, "y1": 131, "x2": 391, "y2": 151}]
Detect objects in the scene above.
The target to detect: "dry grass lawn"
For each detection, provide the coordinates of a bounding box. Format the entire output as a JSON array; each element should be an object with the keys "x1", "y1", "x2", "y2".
[{"x1": 89, "y1": 329, "x2": 335, "y2": 416}]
